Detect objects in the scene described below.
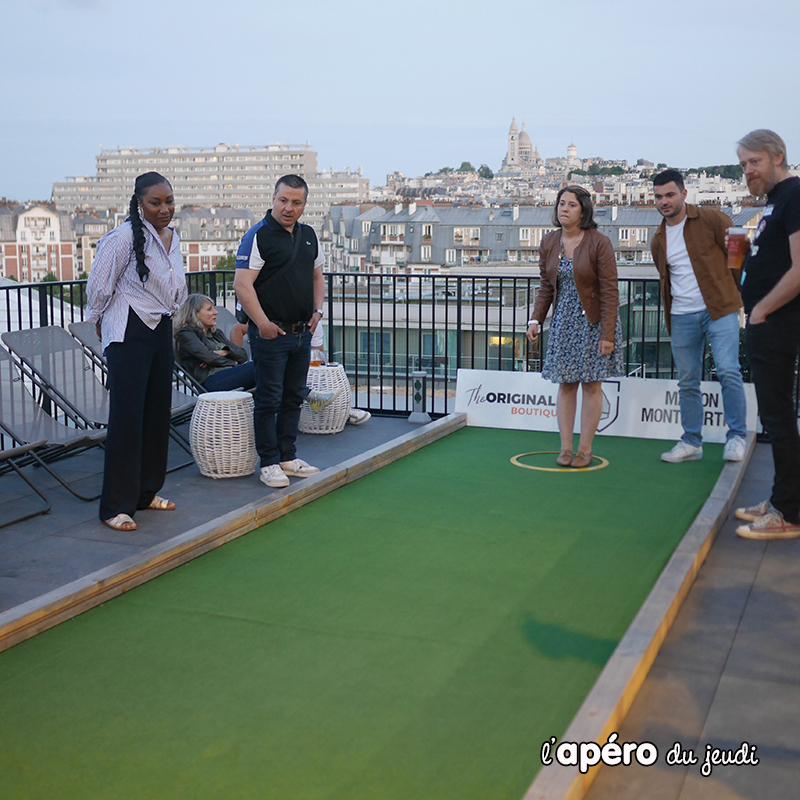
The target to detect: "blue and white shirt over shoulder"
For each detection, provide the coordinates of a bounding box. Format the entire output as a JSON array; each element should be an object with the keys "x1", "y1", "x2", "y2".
[{"x1": 85, "y1": 218, "x2": 188, "y2": 351}]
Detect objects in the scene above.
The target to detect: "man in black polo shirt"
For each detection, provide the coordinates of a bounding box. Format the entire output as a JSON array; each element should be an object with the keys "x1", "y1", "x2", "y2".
[
  {"x1": 233, "y1": 175, "x2": 326, "y2": 488},
  {"x1": 733, "y1": 130, "x2": 800, "y2": 539}
]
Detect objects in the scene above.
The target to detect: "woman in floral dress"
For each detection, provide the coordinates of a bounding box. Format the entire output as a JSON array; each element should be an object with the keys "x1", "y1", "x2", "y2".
[{"x1": 526, "y1": 186, "x2": 623, "y2": 468}]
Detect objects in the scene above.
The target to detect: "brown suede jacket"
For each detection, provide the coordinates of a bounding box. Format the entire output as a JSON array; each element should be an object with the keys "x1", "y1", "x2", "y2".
[
  {"x1": 650, "y1": 204, "x2": 742, "y2": 332},
  {"x1": 530, "y1": 227, "x2": 619, "y2": 342}
]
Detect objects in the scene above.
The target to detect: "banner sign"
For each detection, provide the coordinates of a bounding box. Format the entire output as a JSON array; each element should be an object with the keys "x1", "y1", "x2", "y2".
[{"x1": 454, "y1": 369, "x2": 759, "y2": 443}]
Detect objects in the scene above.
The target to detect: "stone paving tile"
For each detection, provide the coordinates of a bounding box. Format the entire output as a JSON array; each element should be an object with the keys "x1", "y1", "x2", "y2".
[
  {"x1": 653, "y1": 565, "x2": 754, "y2": 676},
  {"x1": 0, "y1": 576, "x2": 61, "y2": 610},
  {"x1": 696, "y1": 674, "x2": 800, "y2": 776},
  {"x1": 679, "y1": 763, "x2": 799, "y2": 800},
  {"x1": 723, "y1": 557, "x2": 800, "y2": 686},
  {"x1": 584, "y1": 665, "x2": 720, "y2": 800},
  {"x1": 0, "y1": 534, "x2": 144, "y2": 587}
]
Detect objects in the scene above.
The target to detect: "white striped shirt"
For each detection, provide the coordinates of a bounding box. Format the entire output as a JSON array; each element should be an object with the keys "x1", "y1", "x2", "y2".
[{"x1": 85, "y1": 218, "x2": 188, "y2": 351}]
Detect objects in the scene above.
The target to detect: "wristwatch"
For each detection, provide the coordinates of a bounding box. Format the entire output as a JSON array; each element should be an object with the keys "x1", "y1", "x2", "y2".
[{"x1": 314, "y1": 308, "x2": 324, "y2": 317}]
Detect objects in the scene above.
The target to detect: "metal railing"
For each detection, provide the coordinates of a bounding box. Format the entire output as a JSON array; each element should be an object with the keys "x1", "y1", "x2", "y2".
[{"x1": 0, "y1": 271, "x2": 778, "y2": 419}]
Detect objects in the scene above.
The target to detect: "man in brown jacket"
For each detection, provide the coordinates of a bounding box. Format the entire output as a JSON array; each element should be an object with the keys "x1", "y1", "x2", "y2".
[{"x1": 650, "y1": 169, "x2": 747, "y2": 463}]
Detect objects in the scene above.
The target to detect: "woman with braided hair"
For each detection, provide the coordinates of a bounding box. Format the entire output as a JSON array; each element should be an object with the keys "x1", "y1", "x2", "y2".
[{"x1": 86, "y1": 172, "x2": 187, "y2": 531}]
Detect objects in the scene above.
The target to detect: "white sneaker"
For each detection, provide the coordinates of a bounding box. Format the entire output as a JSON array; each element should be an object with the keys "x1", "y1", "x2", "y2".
[
  {"x1": 723, "y1": 435, "x2": 747, "y2": 462},
  {"x1": 661, "y1": 441, "x2": 703, "y2": 463},
  {"x1": 279, "y1": 458, "x2": 320, "y2": 478},
  {"x1": 347, "y1": 408, "x2": 371, "y2": 425},
  {"x1": 260, "y1": 464, "x2": 290, "y2": 488}
]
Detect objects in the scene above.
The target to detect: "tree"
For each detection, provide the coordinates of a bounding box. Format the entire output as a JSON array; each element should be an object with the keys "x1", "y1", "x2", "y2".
[
  {"x1": 568, "y1": 168, "x2": 588, "y2": 178},
  {"x1": 477, "y1": 164, "x2": 494, "y2": 180},
  {"x1": 458, "y1": 161, "x2": 476, "y2": 173},
  {"x1": 42, "y1": 272, "x2": 58, "y2": 282},
  {"x1": 215, "y1": 254, "x2": 236, "y2": 271},
  {"x1": 439, "y1": 167, "x2": 454, "y2": 174},
  {"x1": 656, "y1": 163, "x2": 667, "y2": 169}
]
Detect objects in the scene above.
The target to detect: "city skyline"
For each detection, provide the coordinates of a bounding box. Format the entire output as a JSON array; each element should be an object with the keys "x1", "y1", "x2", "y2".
[{"x1": 3, "y1": 0, "x2": 799, "y2": 201}]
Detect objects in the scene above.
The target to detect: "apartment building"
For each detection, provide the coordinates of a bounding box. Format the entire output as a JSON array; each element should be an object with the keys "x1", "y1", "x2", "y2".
[
  {"x1": 0, "y1": 206, "x2": 76, "y2": 282},
  {"x1": 53, "y1": 143, "x2": 317, "y2": 213},
  {"x1": 323, "y1": 203, "x2": 764, "y2": 276},
  {"x1": 53, "y1": 144, "x2": 368, "y2": 234},
  {"x1": 72, "y1": 211, "x2": 116, "y2": 275},
  {"x1": 172, "y1": 207, "x2": 255, "y2": 272}
]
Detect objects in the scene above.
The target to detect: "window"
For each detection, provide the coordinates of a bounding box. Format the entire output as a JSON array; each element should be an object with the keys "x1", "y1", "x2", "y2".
[
  {"x1": 422, "y1": 223, "x2": 433, "y2": 240},
  {"x1": 635, "y1": 228, "x2": 648, "y2": 244},
  {"x1": 519, "y1": 228, "x2": 530, "y2": 242},
  {"x1": 453, "y1": 228, "x2": 464, "y2": 244},
  {"x1": 619, "y1": 228, "x2": 630, "y2": 242},
  {"x1": 421, "y1": 245, "x2": 431, "y2": 262},
  {"x1": 470, "y1": 228, "x2": 480, "y2": 243},
  {"x1": 496, "y1": 233, "x2": 503, "y2": 242},
  {"x1": 445, "y1": 249, "x2": 456, "y2": 265},
  {"x1": 359, "y1": 331, "x2": 391, "y2": 366},
  {"x1": 362, "y1": 221, "x2": 371, "y2": 236}
]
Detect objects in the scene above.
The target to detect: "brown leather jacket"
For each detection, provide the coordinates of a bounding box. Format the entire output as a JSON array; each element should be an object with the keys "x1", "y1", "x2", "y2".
[
  {"x1": 530, "y1": 227, "x2": 619, "y2": 342},
  {"x1": 650, "y1": 203, "x2": 742, "y2": 332}
]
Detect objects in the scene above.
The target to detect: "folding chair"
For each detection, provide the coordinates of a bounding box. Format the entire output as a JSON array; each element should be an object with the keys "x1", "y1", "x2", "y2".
[
  {"x1": 2, "y1": 327, "x2": 194, "y2": 471},
  {"x1": 0, "y1": 346, "x2": 104, "y2": 501},
  {"x1": 68, "y1": 320, "x2": 205, "y2": 400},
  {"x1": 0, "y1": 439, "x2": 51, "y2": 529}
]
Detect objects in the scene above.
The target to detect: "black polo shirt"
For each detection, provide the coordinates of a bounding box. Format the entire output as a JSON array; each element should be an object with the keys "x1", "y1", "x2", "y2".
[
  {"x1": 235, "y1": 209, "x2": 320, "y2": 323},
  {"x1": 741, "y1": 176, "x2": 800, "y2": 315}
]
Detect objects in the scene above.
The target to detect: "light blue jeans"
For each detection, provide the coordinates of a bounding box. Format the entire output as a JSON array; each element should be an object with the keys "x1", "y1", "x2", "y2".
[{"x1": 670, "y1": 310, "x2": 747, "y2": 446}]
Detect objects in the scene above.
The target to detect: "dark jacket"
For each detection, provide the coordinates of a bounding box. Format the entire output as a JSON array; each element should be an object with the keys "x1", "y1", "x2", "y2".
[
  {"x1": 650, "y1": 203, "x2": 742, "y2": 332},
  {"x1": 174, "y1": 326, "x2": 248, "y2": 385},
  {"x1": 531, "y1": 227, "x2": 619, "y2": 342}
]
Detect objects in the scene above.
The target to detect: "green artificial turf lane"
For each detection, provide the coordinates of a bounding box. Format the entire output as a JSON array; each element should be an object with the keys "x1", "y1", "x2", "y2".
[{"x1": 0, "y1": 428, "x2": 725, "y2": 800}]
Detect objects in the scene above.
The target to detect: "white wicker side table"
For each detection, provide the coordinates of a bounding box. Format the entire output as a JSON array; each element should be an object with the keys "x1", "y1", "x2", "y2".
[
  {"x1": 299, "y1": 363, "x2": 351, "y2": 434},
  {"x1": 189, "y1": 390, "x2": 258, "y2": 478}
]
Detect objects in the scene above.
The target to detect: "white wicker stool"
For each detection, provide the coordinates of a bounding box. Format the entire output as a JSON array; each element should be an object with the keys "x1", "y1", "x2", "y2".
[
  {"x1": 299, "y1": 363, "x2": 351, "y2": 434},
  {"x1": 189, "y1": 390, "x2": 258, "y2": 478}
]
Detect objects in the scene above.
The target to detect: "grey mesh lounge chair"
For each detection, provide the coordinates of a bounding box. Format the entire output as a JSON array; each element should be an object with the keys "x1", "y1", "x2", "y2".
[
  {"x1": 68, "y1": 320, "x2": 204, "y2": 405},
  {"x1": 0, "y1": 438, "x2": 51, "y2": 529},
  {"x1": 1, "y1": 327, "x2": 194, "y2": 469},
  {"x1": 0, "y1": 346, "x2": 104, "y2": 501}
]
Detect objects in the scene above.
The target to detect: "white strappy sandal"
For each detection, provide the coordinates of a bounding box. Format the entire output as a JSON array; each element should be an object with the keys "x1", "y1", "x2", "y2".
[{"x1": 103, "y1": 513, "x2": 137, "y2": 531}]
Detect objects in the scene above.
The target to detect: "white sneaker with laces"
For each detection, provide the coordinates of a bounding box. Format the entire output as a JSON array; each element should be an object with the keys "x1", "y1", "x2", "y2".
[
  {"x1": 723, "y1": 435, "x2": 747, "y2": 462},
  {"x1": 279, "y1": 458, "x2": 320, "y2": 478},
  {"x1": 661, "y1": 441, "x2": 703, "y2": 463},
  {"x1": 347, "y1": 408, "x2": 371, "y2": 425},
  {"x1": 260, "y1": 464, "x2": 290, "y2": 488}
]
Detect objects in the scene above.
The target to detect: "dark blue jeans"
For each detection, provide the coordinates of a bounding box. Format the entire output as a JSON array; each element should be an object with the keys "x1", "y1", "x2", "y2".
[
  {"x1": 746, "y1": 309, "x2": 800, "y2": 523},
  {"x1": 249, "y1": 325, "x2": 311, "y2": 467},
  {"x1": 203, "y1": 361, "x2": 256, "y2": 392}
]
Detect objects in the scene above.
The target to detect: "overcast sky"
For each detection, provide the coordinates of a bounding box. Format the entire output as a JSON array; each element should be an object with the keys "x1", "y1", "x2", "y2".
[{"x1": 4, "y1": 0, "x2": 799, "y2": 201}]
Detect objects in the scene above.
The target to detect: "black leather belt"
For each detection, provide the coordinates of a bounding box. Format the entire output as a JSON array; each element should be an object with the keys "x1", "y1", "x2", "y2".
[{"x1": 274, "y1": 320, "x2": 308, "y2": 334}]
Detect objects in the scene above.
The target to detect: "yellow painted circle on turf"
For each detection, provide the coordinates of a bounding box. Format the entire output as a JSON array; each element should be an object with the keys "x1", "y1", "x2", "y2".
[{"x1": 510, "y1": 451, "x2": 610, "y2": 472}]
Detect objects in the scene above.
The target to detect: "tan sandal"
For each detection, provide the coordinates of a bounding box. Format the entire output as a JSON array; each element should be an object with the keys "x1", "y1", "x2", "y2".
[
  {"x1": 104, "y1": 513, "x2": 137, "y2": 531},
  {"x1": 147, "y1": 496, "x2": 176, "y2": 511},
  {"x1": 556, "y1": 449, "x2": 574, "y2": 467}
]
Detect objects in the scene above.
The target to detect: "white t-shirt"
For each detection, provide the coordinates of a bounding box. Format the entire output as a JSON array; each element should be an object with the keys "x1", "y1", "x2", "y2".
[{"x1": 666, "y1": 217, "x2": 705, "y2": 315}]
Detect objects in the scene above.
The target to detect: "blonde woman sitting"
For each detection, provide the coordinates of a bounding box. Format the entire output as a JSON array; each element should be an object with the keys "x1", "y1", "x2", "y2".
[{"x1": 174, "y1": 294, "x2": 255, "y2": 392}]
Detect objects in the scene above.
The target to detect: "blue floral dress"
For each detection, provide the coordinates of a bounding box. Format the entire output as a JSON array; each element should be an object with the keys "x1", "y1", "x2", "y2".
[{"x1": 542, "y1": 255, "x2": 623, "y2": 384}]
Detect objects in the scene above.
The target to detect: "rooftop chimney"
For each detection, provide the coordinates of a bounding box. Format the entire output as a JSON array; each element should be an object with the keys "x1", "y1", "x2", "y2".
[
  {"x1": 512, "y1": 205, "x2": 519, "y2": 221},
  {"x1": 394, "y1": 202, "x2": 403, "y2": 215},
  {"x1": 408, "y1": 202, "x2": 417, "y2": 216},
  {"x1": 612, "y1": 205, "x2": 618, "y2": 221}
]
